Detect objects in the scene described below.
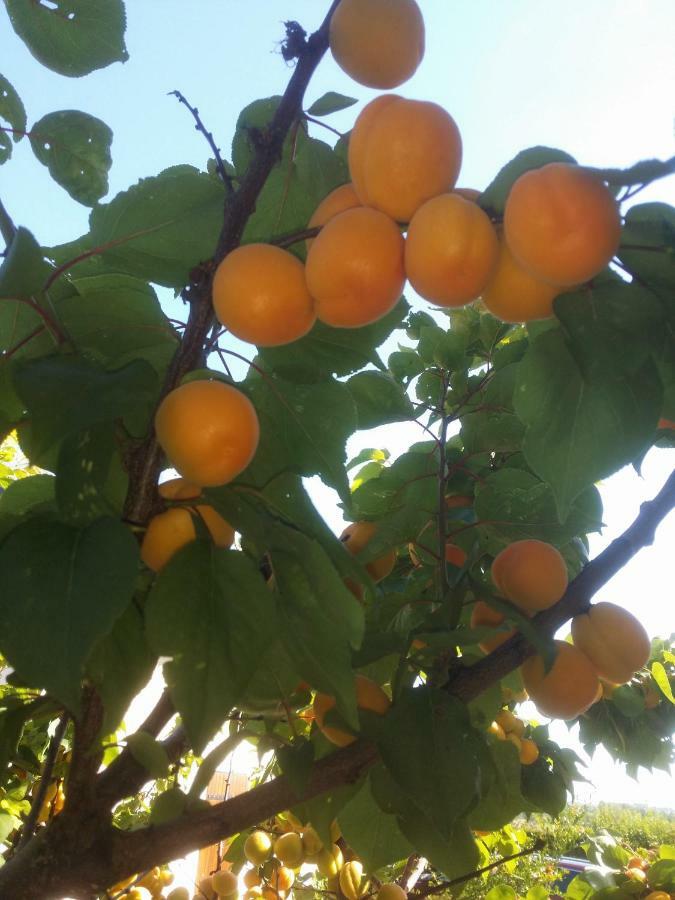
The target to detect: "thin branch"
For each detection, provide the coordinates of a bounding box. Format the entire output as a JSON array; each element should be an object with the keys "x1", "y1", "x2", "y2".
[
  {"x1": 303, "y1": 113, "x2": 343, "y2": 138},
  {"x1": 0, "y1": 197, "x2": 17, "y2": 248},
  {"x1": 15, "y1": 713, "x2": 68, "y2": 851},
  {"x1": 170, "y1": 89, "x2": 234, "y2": 194},
  {"x1": 411, "y1": 840, "x2": 546, "y2": 897},
  {"x1": 271, "y1": 225, "x2": 321, "y2": 248}
]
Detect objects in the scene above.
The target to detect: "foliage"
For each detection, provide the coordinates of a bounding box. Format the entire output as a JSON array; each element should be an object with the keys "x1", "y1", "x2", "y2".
[{"x1": 0, "y1": 2, "x2": 673, "y2": 898}]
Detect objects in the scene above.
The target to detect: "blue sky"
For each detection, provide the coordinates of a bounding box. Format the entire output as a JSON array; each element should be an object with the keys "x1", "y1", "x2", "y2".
[{"x1": 2, "y1": 1, "x2": 675, "y2": 807}]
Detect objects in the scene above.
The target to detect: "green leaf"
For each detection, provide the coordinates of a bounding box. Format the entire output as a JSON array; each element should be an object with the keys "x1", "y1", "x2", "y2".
[
  {"x1": 389, "y1": 349, "x2": 424, "y2": 382},
  {"x1": 259, "y1": 299, "x2": 408, "y2": 382},
  {"x1": 0, "y1": 473, "x2": 56, "y2": 541},
  {"x1": 277, "y1": 740, "x2": 315, "y2": 797},
  {"x1": 125, "y1": 731, "x2": 170, "y2": 780},
  {"x1": 526, "y1": 886, "x2": 551, "y2": 900},
  {"x1": 659, "y1": 845, "x2": 675, "y2": 860},
  {"x1": 0, "y1": 227, "x2": 52, "y2": 300},
  {"x1": 486, "y1": 888, "x2": 518, "y2": 900},
  {"x1": 242, "y1": 133, "x2": 347, "y2": 247},
  {"x1": 646, "y1": 859, "x2": 675, "y2": 891},
  {"x1": 0, "y1": 812, "x2": 21, "y2": 843},
  {"x1": 29, "y1": 110, "x2": 112, "y2": 205},
  {"x1": 13, "y1": 355, "x2": 158, "y2": 458},
  {"x1": 0, "y1": 517, "x2": 139, "y2": 710},
  {"x1": 232, "y1": 96, "x2": 282, "y2": 174},
  {"x1": 271, "y1": 528, "x2": 362, "y2": 729},
  {"x1": 474, "y1": 469, "x2": 603, "y2": 546},
  {"x1": 347, "y1": 371, "x2": 414, "y2": 430},
  {"x1": 0, "y1": 73, "x2": 27, "y2": 140},
  {"x1": 86, "y1": 601, "x2": 155, "y2": 735},
  {"x1": 521, "y1": 761, "x2": 567, "y2": 817},
  {"x1": 55, "y1": 424, "x2": 124, "y2": 525},
  {"x1": 149, "y1": 787, "x2": 187, "y2": 826},
  {"x1": 515, "y1": 328, "x2": 662, "y2": 519},
  {"x1": 469, "y1": 740, "x2": 525, "y2": 832},
  {"x1": 338, "y1": 777, "x2": 413, "y2": 872},
  {"x1": 293, "y1": 781, "x2": 362, "y2": 848},
  {"x1": 618, "y1": 202, "x2": 675, "y2": 297},
  {"x1": 377, "y1": 687, "x2": 482, "y2": 837},
  {"x1": 564, "y1": 875, "x2": 597, "y2": 900},
  {"x1": 146, "y1": 545, "x2": 276, "y2": 752},
  {"x1": 306, "y1": 92, "x2": 357, "y2": 117},
  {"x1": 88, "y1": 165, "x2": 226, "y2": 288},
  {"x1": 59, "y1": 274, "x2": 179, "y2": 373},
  {"x1": 242, "y1": 370, "x2": 357, "y2": 501},
  {"x1": 652, "y1": 662, "x2": 675, "y2": 704},
  {"x1": 0, "y1": 699, "x2": 47, "y2": 772},
  {"x1": 0, "y1": 130, "x2": 11, "y2": 164},
  {"x1": 479, "y1": 146, "x2": 577, "y2": 216},
  {"x1": 611, "y1": 685, "x2": 645, "y2": 718},
  {"x1": 5, "y1": 0, "x2": 128, "y2": 77}
]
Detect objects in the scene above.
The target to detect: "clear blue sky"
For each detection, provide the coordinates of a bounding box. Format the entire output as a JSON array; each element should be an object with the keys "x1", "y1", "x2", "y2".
[{"x1": 2, "y1": 1, "x2": 675, "y2": 807}]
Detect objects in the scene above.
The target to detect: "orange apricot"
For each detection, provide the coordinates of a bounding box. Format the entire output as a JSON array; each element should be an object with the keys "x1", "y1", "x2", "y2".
[
  {"x1": 454, "y1": 187, "x2": 481, "y2": 202},
  {"x1": 445, "y1": 542, "x2": 467, "y2": 567},
  {"x1": 471, "y1": 599, "x2": 516, "y2": 654},
  {"x1": 307, "y1": 183, "x2": 361, "y2": 249},
  {"x1": 504, "y1": 162, "x2": 622, "y2": 287},
  {"x1": 482, "y1": 235, "x2": 559, "y2": 323},
  {"x1": 329, "y1": 0, "x2": 424, "y2": 89},
  {"x1": 306, "y1": 207, "x2": 405, "y2": 328},
  {"x1": 658, "y1": 417, "x2": 675, "y2": 430},
  {"x1": 212, "y1": 244, "x2": 315, "y2": 347},
  {"x1": 519, "y1": 738, "x2": 539, "y2": 765},
  {"x1": 313, "y1": 674, "x2": 390, "y2": 747},
  {"x1": 349, "y1": 95, "x2": 462, "y2": 222},
  {"x1": 571, "y1": 602, "x2": 651, "y2": 684},
  {"x1": 340, "y1": 521, "x2": 396, "y2": 582},
  {"x1": 491, "y1": 540, "x2": 568, "y2": 613},
  {"x1": 521, "y1": 640, "x2": 600, "y2": 720},
  {"x1": 157, "y1": 477, "x2": 201, "y2": 501},
  {"x1": 140, "y1": 506, "x2": 235, "y2": 572},
  {"x1": 446, "y1": 494, "x2": 473, "y2": 509},
  {"x1": 155, "y1": 380, "x2": 259, "y2": 487},
  {"x1": 405, "y1": 193, "x2": 499, "y2": 307}
]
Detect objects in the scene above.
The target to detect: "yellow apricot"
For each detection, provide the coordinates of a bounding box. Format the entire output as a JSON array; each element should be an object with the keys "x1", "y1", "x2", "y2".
[
  {"x1": 406, "y1": 193, "x2": 499, "y2": 307},
  {"x1": 487, "y1": 721, "x2": 506, "y2": 740},
  {"x1": 273, "y1": 832, "x2": 304, "y2": 868},
  {"x1": 522, "y1": 640, "x2": 600, "y2": 720},
  {"x1": 349, "y1": 95, "x2": 462, "y2": 222},
  {"x1": 339, "y1": 860, "x2": 370, "y2": 900},
  {"x1": 212, "y1": 870, "x2": 239, "y2": 897},
  {"x1": 340, "y1": 521, "x2": 396, "y2": 582},
  {"x1": 571, "y1": 602, "x2": 651, "y2": 684},
  {"x1": 307, "y1": 183, "x2": 361, "y2": 250},
  {"x1": 244, "y1": 831, "x2": 273, "y2": 866},
  {"x1": 519, "y1": 738, "x2": 539, "y2": 766},
  {"x1": 141, "y1": 506, "x2": 234, "y2": 572},
  {"x1": 329, "y1": 0, "x2": 425, "y2": 89},
  {"x1": 313, "y1": 674, "x2": 390, "y2": 747},
  {"x1": 316, "y1": 844, "x2": 344, "y2": 878},
  {"x1": 492, "y1": 540, "x2": 568, "y2": 613},
  {"x1": 482, "y1": 235, "x2": 558, "y2": 323},
  {"x1": 377, "y1": 885, "x2": 407, "y2": 900}
]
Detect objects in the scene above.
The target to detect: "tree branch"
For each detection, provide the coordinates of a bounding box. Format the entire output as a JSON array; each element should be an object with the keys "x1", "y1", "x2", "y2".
[
  {"x1": 123, "y1": 5, "x2": 340, "y2": 526},
  {"x1": 0, "y1": 196, "x2": 17, "y2": 248},
  {"x1": 170, "y1": 89, "x2": 234, "y2": 193}
]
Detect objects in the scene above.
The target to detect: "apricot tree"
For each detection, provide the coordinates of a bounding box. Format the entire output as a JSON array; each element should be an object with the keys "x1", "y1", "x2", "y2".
[{"x1": 0, "y1": 2, "x2": 674, "y2": 899}]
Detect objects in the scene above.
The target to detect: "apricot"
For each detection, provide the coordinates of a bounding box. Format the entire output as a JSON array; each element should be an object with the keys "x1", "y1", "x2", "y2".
[
  {"x1": 377, "y1": 885, "x2": 407, "y2": 900},
  {"x1": 504, "y1": 162, "x2": 622, "y2": 287},
  {"x1": 454, "y1": 187, "x2": 481, "y2": 202},
  {"x1": 446, "y1": 494, "x2": 473, "y2": 509},
  {"x1": 158, "y1": 477, "x2": 202, "y2": 500},
  {"x1": 491, "y1": 540, "x2": 568, "y2": 612},
  {"x1": 644, "y1": 893, "x2": 670, "y2": 900},
  {"x1": 349, "y1": 95, "x2": 462, "y2": 222},
  {"x1": 482, "y1": 235, "x2": 559, "y2": 323},
  {"x1": 244, "y1": 831, "x2": 273, "y2": 866},
  {"x1": 445, "y1": 542, "x2": 467, "y2": 568},
  {"x1": 212, "y1": 870, "x2": 239, "y2": 896},
  {"x1": 339, "y1": 860, "x2": 370, "y2": 900},
  {"x1": 496, "y1": 709, "x2": 525, "y2": 737},
  {"x1": 141, "y1": 506, "x2": 235, "y2": 572},
  {"x1": 571, "y1": 602, "x2": 651, "y2": 684},
  {"x1": 487, "y1": 721, "x2": 506, "y2": 740},
  {"x1": 306, "y1": 206, "x2": 405, "y2": 328},
  {"x1": 273, "y1": 832, "x2": 304, "y2": 868},
  {"x1": 340, "y1": 521, "x2": 396, "y2": 582},
  {"x1": 212, "y1": 244, "x2": 315, "y2": 347},
  {"x1": 301, "y1": 825, "x2": 323, "y2": 859},
  {"x1": 470, "y1": 600, "x2": 516, "y2": 654},
  {"x1": 243, "y1": 870, "x2": 262, "y2": 889},
  {"x1": 519, "y1": 738, "x2": 539, "y2": 766},
  {"x1": 405, "y1": 193, "x2": 499, "y2": 307},
  {"x1": 521, "y1": 640, "x2": 600, "y2": 720},
  {"x1": 329, "y1": 0, "x2": 424, "y2": 89},
  {"x1": 316, "y1": 844, "x2": 344, "y2": 878},
  {"x1": 307, "y1": 183, "x2": 361, "y2": 249},
  {"x1": 270, "y1": 866, "x2": 295, "y2": 893},
  {"x1": 313, "y1": 674, "x2": 390, "y2": 747},
  {"x1": 155, "y1": 380, "x2": 259, "y2": 487},
  {"x1": 658, "y1": 418, "x2": 675, "y2": 430}
]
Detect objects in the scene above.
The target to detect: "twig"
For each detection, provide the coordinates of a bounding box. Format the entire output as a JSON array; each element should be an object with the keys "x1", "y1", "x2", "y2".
[
  {"x1": 411, "y1": 840, "x2": 546, "y2": 897},
  {"x1": 0, "y1": 197, "x2": 17, "y2": 247},
  {"x1": 15, "y1": 713, "x2": 68, "y2": 851},
  {"x1": 303, "y1": 113, "x2": 343, "y2": 138},
  {"x1": 170, "y1": 90, "x2": 234, "y2": 194},
  {"x1": 271, "y1": 225, "x2": 321, "y2": 248},
  {"x1": 437, "y1": 374, "x2": 451, "y2": 609}
]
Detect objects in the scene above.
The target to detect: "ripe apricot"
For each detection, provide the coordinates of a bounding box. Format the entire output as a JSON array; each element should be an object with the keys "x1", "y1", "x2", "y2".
[
  {"x1": 212, "y1": 870, "x2": 239, "y2": 896},
  {"x1": 212, "y1": 244, "x2": 315, "y2": 347},
  {"x1": 270, "y1": 866, "x2": 295, "y2": 893},
  {"x1": 306, "y1": 207, "x2": 405, "y2": 328},
  {"x1": 377, "y1": 885, "x2": 407, "y2": 900},
  {"x1": 339, "y1": 860, "x2": 370, "y2": 900},
  {"x1": 496, "y1": 709, "x2": 525, "y2": 737},
  {"x1": 519, "y1": 738, "x2": 539, "y2": 766},
  {"x1": 482, "y1": 236, "x2": 559, "y2": 323},
  {"x1": 658, "y1": 417, "x2": 675, "y2": 430},
  {"x1": 141, "y1": 506, "x2": 235, "y2": 572},
  {"x1": 492, "y1": 540, "x2": 568, "y2": 613},
  {"x1": 244, "y1": 870, "x2": 262, "y2": 890},
  {"x1": 349, "y1": 95, "x2": 462, "y2": 222},
  {"x1": 329, "y1": 0, "x2": 424, "y2": 89},
  {"x1": 504, "y1": 162, "x2": 622, "y2": 287},
  {"x1": 487, "y1": 721, "x2": 506, "y2": 740},
  {"x1": 446, "y1": 494, "x2": 473, "y2": 509},
  {"x1": 301, "y1": 825, "x2": 323, "y2": 859},
  {"x1": 454, "y1": 187, "x2": 481, "y2": 202},
  {"x1": 340, "y1": 521, "x2": 396, "y2": 582},
  {"x1": 521, "y1": 640, "x2": 600, "y2": 720},
  {"x1": 644, "y1": 893, "x2": 670, "y2": 900},
  {"x1": 244, "y1": 831, "x2": 273, "y2": 866},
  {"x1": 571, "y1": 602, "x2": 651, "y2": 684},
  {"x1": 405, "y1": 193, "x2": 499, "y2": 307},
  {"x1": 470, "y1": 600, "x2": 516, "y2": 654},
  {"x1": 445, "y1": 543, "x2": 467, "y2": 567},
  {"x1": 506, "y1": 732, "x2": 522, "y2": 754},
  {"x1": 313, "y1": 674, "x2": 390, "y2": 747},
  {"x1": 155, "y1": 380, "x2": 259, "y2": 487},
  {"x1": 273, "y1": 832, "x2": 304, "y2": 868},
  {"x1": 158, "y1": 477, "x2": 201, "y2": 501},
  {"x1": 307, "y1": 183, "x2": 360, "y2": 249},
  {"x1": 316, "y1": 844, "x2": 344, "y2": 878}
]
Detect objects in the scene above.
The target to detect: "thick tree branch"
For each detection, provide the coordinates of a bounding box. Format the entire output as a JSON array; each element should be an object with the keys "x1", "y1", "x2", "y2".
[{"x1": 123, "y1": 4, "x2": 340, "y2": 526}]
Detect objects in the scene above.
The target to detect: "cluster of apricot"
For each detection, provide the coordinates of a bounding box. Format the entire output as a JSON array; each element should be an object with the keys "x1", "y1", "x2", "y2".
[
  {"x1": 473, "y1": 539, "x2": 652, "y2": 720},
  {"x1": 487, "y1": 709, "x2": 539, "y2": 766},
  {"x1": 108, "y1": 865, "x2": 177, "y2": 900},
  {"x1": 232, "y1": 813, "x2": 407, "y2": 900}
]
